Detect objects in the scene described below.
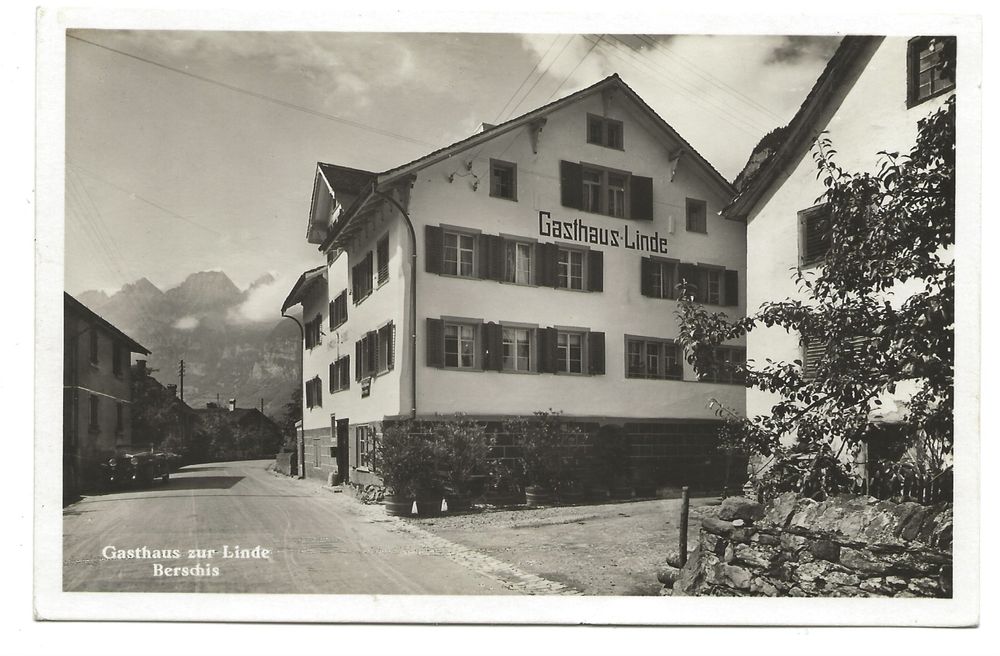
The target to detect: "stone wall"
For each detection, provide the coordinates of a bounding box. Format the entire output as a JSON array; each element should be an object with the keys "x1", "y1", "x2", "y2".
[{"x1": 660, "y1": 493, "x2": 952, "y2": 597}]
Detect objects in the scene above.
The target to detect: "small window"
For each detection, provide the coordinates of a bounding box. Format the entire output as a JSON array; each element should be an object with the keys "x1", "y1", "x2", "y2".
[
  {"x1": 329, "y1": 356, "x2": 350, "y2": 393},
  {"x1": 557, "y1": 331, "x2": 585, "y2": 374},
  {"x1": 305, "y1": 376, "x2": 323, "y2": 408},
  {"x1": 907, "y1": 36, "x2": 956, "y2": 108},
  {"x1": 799, "y1": 203, "x2": 832, "y2": 267},
  {"x1": 377, "y1": 234, "x2": 390, "y2": 285},
  {"x1": 557, "y1": 249, "x2": 585, "y2": 290},
  {"x1": 356, "y1": 426, "x2": 376, "y2": 470},
  {"x1": 443, "y1": 231, "x2": 477, "y2": 277},
  {"x1": 582, "y1": 166, "x2": 630, "y2": 218},
  {"x1": 686, "y1": 198, "x2": 707, "y2": 233},
  {"x1": 352, "y1": 252, "x2": 374, "y2": 303},
  {"x1": 89, "y1": 328, "x2": 99, "y2": 365},
  {"x1": 586, "y1": 114, "x2": 624, "y2": 149},
  {"x1": 490, "y1": 159, "x2": 517, "y2": 201},
  {"x1": 89, "y1": 395, "x2": 99, "y2": 430},
  {"x1": 444, "y1": 322, "x2": 477, "y2": 369},
  {"x1": 504, "y1": 241, "x2": 533, "y2": 285},
  {"x1": 502, "y1": 326, "x2": 533, "y2": 372},
  {"x1": 625, "y1": 337, "x2": 682, "y2": 380},
  {"x1": 305, "y1": 315, "x2": 323, "y2": 349},
  {"x1": 377, "y1": 322, "x2": 395, "y2": 374}
]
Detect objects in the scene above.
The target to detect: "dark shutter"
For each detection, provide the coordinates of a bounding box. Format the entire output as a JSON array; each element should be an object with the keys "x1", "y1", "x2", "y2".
[
  {"x1": 724, "y1": 269, "x2": 739, "y2": 306},
  {"x1": 329, "y1": 362, "x2": 336, "y2": 393},
  {"x1": 377, "y1": 235, "x2": 389, "y2": 284},
  {"x1": 539, "y1": 242, "x2": 559, "y2": 287},
  {"x1": 588, "y1": 331, "x2": 606, "y2": 375},
  {"x1": 630, "y1": 175, "x2": 654, "y2": 221},
  {"x1": 802, "y1": 339, "x2": 826, "y2": 380},
  {"x1": 640, "y1": 257, "x2": 654, "y2": 297},
  {"x1": 329, "y1": 301, "x2": 335, "y2": 330},
  {"x1": 386, "y1": 323, "x2": 395, "y2": 371},
  {"x1": 478, "y1": 233, "x2": 491, "y2": 279},
  {"x1": 425, "y1": 225, "x2": 442, "y2": 274},
  {"x1": 367, "y1": 331, "x2": 378, "y2": 375},
  {"x1": 538, "y1": 327, "x2": 558, "y2": 373},
  {"x1": 559, "y1": 160, "x2": 583, "y2": 209},
  {"x1": 678, "y1": 263, "x2": 698, "y2": 299},
  {"x1": 426, "y1": 318, "x2": 443, "y2": 368},
  {"x1": 355, "y1": 340, "x2": 363, "y2": 380},
  {"x1": 588, "y1": 249, "x2": 604, "y2": 292},
  {"x1": 487, "y1": 235, "x2": 505, "y2": 281},
  {"x1": 344, "y1": 356, "x2": 351, "y2": 389},
  {"x1": 483, "y1": 321, "x2": 502, "y2": 371}
]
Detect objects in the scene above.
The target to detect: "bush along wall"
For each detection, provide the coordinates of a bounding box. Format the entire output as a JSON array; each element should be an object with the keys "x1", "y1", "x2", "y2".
[{"x1": 661, "y1": 492, "x2": 952, "y2": 597}]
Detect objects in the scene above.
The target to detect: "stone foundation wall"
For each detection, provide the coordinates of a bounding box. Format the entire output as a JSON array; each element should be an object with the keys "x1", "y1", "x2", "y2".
[{"x1": 661, "y1": 493, "x2": 952, "y2": 598}]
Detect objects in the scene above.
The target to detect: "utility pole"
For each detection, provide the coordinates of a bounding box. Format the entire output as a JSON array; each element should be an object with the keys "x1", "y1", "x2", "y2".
[{"x1": 177, "y1": 359, "x2": 185, "y2": 401}]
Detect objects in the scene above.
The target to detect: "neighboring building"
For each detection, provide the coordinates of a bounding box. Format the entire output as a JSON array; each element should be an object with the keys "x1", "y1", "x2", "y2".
[
  {"x1": 723, "y1": 36, "x2": 956, "y2": 475},
  {"x1": 283, "y1": 74, "x2": 747, "y2": 488},
  {"x1": 131, "y1": 360, "x2": 198, "y2": 459},
  {"x1": 63, "y1": 293, "x2": 150, "y2": 497},
  {"x1": 192, "y1": 400, "x2": 283, "y2": 461}
]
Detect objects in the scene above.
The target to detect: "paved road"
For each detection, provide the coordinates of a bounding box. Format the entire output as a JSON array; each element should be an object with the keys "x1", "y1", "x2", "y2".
[{"x1": 62, "y1": 460, "x2": 516, "y2": 594}]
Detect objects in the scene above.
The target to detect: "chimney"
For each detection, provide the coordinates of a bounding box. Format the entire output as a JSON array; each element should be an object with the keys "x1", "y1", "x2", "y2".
[
  {"x1": 475, "y1": 122, "x2": 496, "y2": 135},
  {"x1": 166, "y1": 384, "x2": 177, "y2": 397},
  {"x1": 228, "y1": 398, "x2": 236, "y2": 412}
]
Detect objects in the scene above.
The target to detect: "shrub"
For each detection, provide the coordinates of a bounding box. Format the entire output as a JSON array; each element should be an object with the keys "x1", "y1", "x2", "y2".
[
  {"x1": 375, "y1": 420, "x2": 436, "y2": 498},
  {"x1": 431, "y1": 414, "x2": 493, "y2": 497}
]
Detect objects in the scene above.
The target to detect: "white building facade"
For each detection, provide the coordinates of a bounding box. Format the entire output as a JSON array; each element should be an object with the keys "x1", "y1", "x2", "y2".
[{"x1": 284, "y1": 75, "x2": 748, "y2": 488}]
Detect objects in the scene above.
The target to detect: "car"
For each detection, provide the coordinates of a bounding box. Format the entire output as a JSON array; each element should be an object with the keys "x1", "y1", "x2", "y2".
[{"x1": 99, "y1": 451, "x2": 170, "y2": 489}]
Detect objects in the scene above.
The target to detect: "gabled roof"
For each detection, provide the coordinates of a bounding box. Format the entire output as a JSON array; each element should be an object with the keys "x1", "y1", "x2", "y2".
[
  {"x1": 64, "y1": 293, "x2": 150, "y2": 354},
  {"x1": 317, "y1": 73, "x2": 735, "y2": 252},
  {"x1": 280, "y1": 265, "x2": 327, "y2": 312},
  {"x1": 722, "y1": 36, "x2": 883, "y2": 221}
]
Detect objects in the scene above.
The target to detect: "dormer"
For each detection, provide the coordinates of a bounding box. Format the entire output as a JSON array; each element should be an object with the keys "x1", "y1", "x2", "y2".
[{"x1": 306, "y1": 163, "x2": 376, "y2": 245}]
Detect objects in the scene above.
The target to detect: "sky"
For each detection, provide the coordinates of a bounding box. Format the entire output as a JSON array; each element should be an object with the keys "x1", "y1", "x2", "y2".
[{"x1": 64, "y1": 30, "x2": 840, "y2": 312}]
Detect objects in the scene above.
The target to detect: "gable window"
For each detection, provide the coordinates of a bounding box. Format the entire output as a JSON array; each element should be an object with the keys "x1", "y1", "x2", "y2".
[
  {"x1": 443, "y1": 230, "x2": 477, "y2": 277},
  {"x1": 556, "y1": 331, "x2": 585, "y2": 374},
  {"x1": 490, "y1": 159, "x2": 517, "y2": 201},
  {"x1": 686, "y1": 198, "x2": 707, "y2": 233},
  {"x1": 89, "y1": 395, "x2": 100, "y2": 430},
  {"x1": 586, "y1": 114, "x2": 624, "y2": 149},
  {"x1": 329, "y1": 290, "x2": 348, "y2": 330},
  {"x1": 305, "y1": 376, "x2": 323, "y2": 408},
  {"x1": 698, "y1": 347, "x2": 747, "y2": 385},
  {"x1": 352, "y1": 252, "x2": 374, "y2": 303},
  {"x1": 377, "y1": 234, "x2": 390, "y2": 285},
  {"x1": 557, "y1": 248, "x2": 585, "y2": 290},
  {"x1": 112, "y1": 342, "x2": 124, "y2": 377},
  {"x1": 625, "y1": 337, "x2": 683, "y2": 380},
  {"x1": 504, "y1": 241, "x2": 533, "y2": 284},
  {"x1": 502, "y1": 326, "x2": 533, "y2": 372},
  {"x1": 89, "y1": 327, "x2": 99, "y2": 365},
  {"x1": 329, "y1": 356, "x2": 350, "y2": 393},
  {"x1": 607, "y1": 173, "x2": 627, "y2": 218},
  {"x1": 444, "y1": 322, "x2": 477, "y2": 369},
  {"x1": 907, "y1": 36, "x2": 956, "y2": 108},
  {"x1": 799, "y1": 203, "x2": 832, "y2": 267},
  {"x1": 581, "y1": 166, "x2": 630, "y2": 218}
]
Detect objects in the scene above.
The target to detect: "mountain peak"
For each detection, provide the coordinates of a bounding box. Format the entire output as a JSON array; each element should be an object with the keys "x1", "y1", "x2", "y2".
[{"x1": 165, "y1": 270, "x2": 242, "y2": 312}]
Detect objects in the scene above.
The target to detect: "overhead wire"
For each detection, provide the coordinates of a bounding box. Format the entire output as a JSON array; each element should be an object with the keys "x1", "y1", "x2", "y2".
[{"x1": 491, "y1": 34, "x2": 562, "y2": 124}]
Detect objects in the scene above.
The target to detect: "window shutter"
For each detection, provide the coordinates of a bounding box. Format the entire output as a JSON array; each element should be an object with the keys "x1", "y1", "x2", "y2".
[
  {"x1": 355, "y1": 340, "x2": 363, "y2": 381},
  {"x1": 386, "y1": 323, "x2": 395, "y2": 371},
  {"x1": 478, "y1": 233, "x2": 491, "y2": 279},
  {"x1": 640, "y1": 257, "x2": 654, "y2": 297},
  {"x1": 538, "y1": 327, "x2": 558, "y2": 373},
  {"x1": 329, "y1": 362, "x2": 335, "y2": 393},
  {"x1": 426, "y1": 318, "x2": 443, "y2": 368},
  {"x1": 678, "y1": 263, "x2": 698, "y2": 299},
  {"x1": 329, "y1": 301, "x2": 335, "y2": 330},
  {"x1": 377, "y1": 236, "x2": 389, "y2": 284},
  {"x1": 588, "y1": 331, "x2": 606, "y2": 375},
  {"x1": 487, "y1": 235, "x2": 505, "y2": 281},
  {"x1": 630, "y1": 175, "x2": 654, "y2": 221},
  {"x1": 367, "y1": 331, "x2": 378, "y2": 375},
  {"x1": 538, "y1": 242, "x2": 558, "y2": 287},
  {"x1": 344, "y1": 356, "x2": 351, "y2": 389},
  {"x1": 588, "y1": 249, "x2": 604, "y2": 292},
  {"x1": 724, "y1": 269, "x2": 739, "y2": 306},
  {"x1": 802, "y1": 338, "x2": 825, "y2": 380},
  {"x1": 559, "y1": 160, "x2": 583, "y2": 209},
  {"x1": 483, "y1": 321, "x2": 502, "y2": 371},
  {"x1": 425, "y1": 225, "x2": 442, "y2": 274}
]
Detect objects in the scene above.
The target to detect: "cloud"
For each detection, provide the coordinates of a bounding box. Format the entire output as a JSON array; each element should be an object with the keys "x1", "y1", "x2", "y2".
[
  {"x1": 765, "y1": 36, "x2": 841, "y2": 65},
  {"x1": 227, "y1": 273, "x2": 289, "y2": 324},
  {"x1": 174, "y1": 315, "x2": 199, "y2": 330}
]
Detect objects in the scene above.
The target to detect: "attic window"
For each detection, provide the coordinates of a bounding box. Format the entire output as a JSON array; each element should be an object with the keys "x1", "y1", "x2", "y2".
[
  {"x1": 490, "y1": 159, "x2": 517, "y2": 201},
  {"x1": 907, "y1": 36, "x2": 956, "y2": 108},
  {"x1": 586, "y1": 114, "x2": 623, "y2": 150}
]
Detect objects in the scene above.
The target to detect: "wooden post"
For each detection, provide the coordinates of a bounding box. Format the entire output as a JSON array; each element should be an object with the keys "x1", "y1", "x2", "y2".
[{"x1": 679, "y1": 485, "x2": 690, "y2": 566}]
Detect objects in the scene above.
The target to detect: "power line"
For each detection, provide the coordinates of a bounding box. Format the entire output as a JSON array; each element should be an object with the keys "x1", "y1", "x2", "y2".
[
  {"x1": 67, "y1": 34, "x2": 438, "y2": 150},
  {"x1": 492, "y1": 35, "x2": 562, "y2": 124},
  {"x1": 545, "y1": 35, "x2": 603, "y2": 102},
  {"x1": 503, "y1": 35, "x2": 578, "y2": 121}
]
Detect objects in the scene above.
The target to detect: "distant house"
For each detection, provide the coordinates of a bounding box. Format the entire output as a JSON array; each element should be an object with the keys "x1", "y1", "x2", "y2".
[
  {"x1": 193, "y1": 400, "x2": 283, "y2": 461},
  {"x1": 64, "y1": 293, "x2": 150, "y2": 498},
  {"x1": 130, "y1": 360, "x2": 198, "y2": 459}
]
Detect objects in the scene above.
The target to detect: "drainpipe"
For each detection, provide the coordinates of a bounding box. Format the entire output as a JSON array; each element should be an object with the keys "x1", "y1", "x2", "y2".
[
  {"x1": 374, "y1": 189, "x2": 418, "y2": 420},
  {"x1": 280, "y1": 312, "x2": 306, "y2": 478}
]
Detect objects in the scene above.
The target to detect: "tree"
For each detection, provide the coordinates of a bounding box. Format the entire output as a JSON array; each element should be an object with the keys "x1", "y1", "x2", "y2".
[
  {"x1": 678, "y1": 96, "x2": 955, "y2": 502},
  {"x1": 131, "y1": 364, "x2": 181, "y2": 449}
]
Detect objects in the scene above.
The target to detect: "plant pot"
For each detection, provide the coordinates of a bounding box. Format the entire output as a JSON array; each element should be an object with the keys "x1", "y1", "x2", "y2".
[
  {"x1": 524, "y1": 485, "x2": 552, "y2": 507},
  {"x1": 416, "y1": 494, "x2": 444, "y2": 517},
  {"x1": 384, "y1": 494, "x2": 414, "y2": 517}
]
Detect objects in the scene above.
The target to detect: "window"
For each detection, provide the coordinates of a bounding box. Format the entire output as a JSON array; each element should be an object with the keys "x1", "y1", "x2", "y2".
[
  {"x1": 305, "y1": 377, "x2": 323, "y2": 408},
  {"x1": 560, "y1": 161, "x2": 653, "y2": 220},
  {"x1": 502, "y1": 327, "x2": 533, "y2": 372},
  {"x1": 907, "y1": 36, "x2": 956, "y2": 107},
  {"x1": 356, "y1": 425, "x2": 376, "y2": 470},
  {"x1": 443, "y1": 231, "x2": 477, "y2": 277},
  {"x1": 305, "y1": 315, "x2": 323, "y2": 349},
  {"x1": 582, "y1": 166, "x2": 630, "y2": 218},
  {"x1": 377, "y1": 322, "x2": 395, "y2": 374},
  {"x1": 329, "y1": 356, "x2": 350, "y2": 393},
  {"x1": 444, "y1": 322, "x2": 477, "y2": 369},
  {"x1": 625, "y1": 337, "x2": 683, "y2": 380},
  {"x1": 89, "y1": 327, "x2": 99, "y2": 365},
  {"x1": 582, "y1": 169, "x2": 602, "y2": 213},
  {"x1": 607, "y1": 173, "x2": 627, "y2": 218},
  {"x1": 686, "y1": 198, "x2": 707, "y2": 233},
  {"x1": 698, "y1": 347, "x2": 746, "y2": 384},
  {"x1": 643, "y1": 259, "x2": 678, "y2": 299},
  {"x1": 352, "y1": 252, "x2": 374, "y2": 303},
  {"x1": 799, "y1": 203, "x2": 831, "y2": 267},
  {"x1": 355, "y1": 331, "x2": 379, "y2": 380},
  {"x1": 490, "y1": 159, "x2": 517, "y2": 201},
  {"x1": 557, "y1": 332, "x2": 585, "y2": 374},
  {"x1": 504, "y1": 241, "x2": 533, "y2": 284},
  {"x1": 649, "y1": 261, "x2": 738, "y2": 306},
  {"x1": 705, "y1": 269, "x2": 722, "y2": 305},
  {"x1": 89, "y1": 395, "x2": 99, "y2": 430},
  {"x1": 377, "y1": 234, "x2": 390, "y2": 285},
  {"x1": 112, "y1": 342, "x2": 124, "y2": 377},
  {"x1": 557, "y1": 248, "x2": 585, "y2": 290},
  {"x1": 115, "y1": 402, "x2": 124, "y2": 434},
  {"x1": 329, "y1": 290, "x2": 348, "y2": 330},
  {"x1": 586, "y1": 114, "x2": 624, "y2": 149},
  {"x1": 802, "y1": 336, "x2": 867, "y2": 380}
]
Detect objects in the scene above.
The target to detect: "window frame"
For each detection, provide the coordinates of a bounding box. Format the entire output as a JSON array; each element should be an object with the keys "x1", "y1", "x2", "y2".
[
  {"x1": 501, "y1": 324, "x2": 536, "y2": 373},
  {"x1": 906, "y1": 36, "x2": 956, "y2": 108},
  {"x1": 798, "y1": 202, "x2": 832, "y2": 268},
  {"x1": 377, "y1": 322, "x2": 394, "y2": 375},
  {"x1": 556, "y1": 247, "x2": 587, "y2": 291},
  {"x1": 305, "y1": 376, "x2": 323, "y2": 409},
  {"x1": 330, "y1": 356, "x2": 350, "y2": 393},
  {"x1": 650, "y1": 259, "x2": 679, "y2": 300},
  {"x1": 624, "y1": 336, "x2": 683, "y2": 380},
  {"x1": 443, "y1": 321, "x2": 479, "y2": 370},
  {"x1": 330, "y1": 290, "x2": 348, "y2": 331},
  {"x1": 581, "y1": 164, "x2": 631, "y2": 219},
  {"x1": 685, "y1": 197, "x2": 708, "y2": 233},
  {"x1": 352, "y1": 252, "x2": 374, "y2": 304},
  {"x1": 586, "y1": 113, "x2": 625, "y2": 150},
  {"x1": 698, "y1": 346, "x2": 747, "y2": 385},
  {"x1": 556, "y1": 330, "x2": 587, "y2": 375},
  {"x1": 489, "y1": 159, "x2": 518, "y2": 201},
  {"x1": 503, "y1": 238, "x2": 535, "y2": 285},
  {"x1": 356, "y1": 425, "x2": 377, "y2": 471},
  {"x1": 442, "y1": 229, "x2": 478, "y2": 278}
]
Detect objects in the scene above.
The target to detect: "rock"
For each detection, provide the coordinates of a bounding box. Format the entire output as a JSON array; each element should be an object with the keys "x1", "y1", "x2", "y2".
[
  {"x1": 780, "y1": 532, "x2": 808, "y2": 552},
  {"x1": 885, "y1": 575, "x2": 907, "y2": 589},
  {"x1": 764, "y1": 492, "x2": 799, "y2": 527},
  {"x1": 840, "y1": 548, "x2": 889, "y2": 574},
  {"x1": 788, "y1": 586, "x2": 807, "y2": 597},
  {"x1": 733, "y1": 543, "x2": 774, "y2": 568},
  {"x1": 719, "y1": 497, "x2": 766, "y2": 523},
  {"x1": 824, "y1": 570, "x2": 860, "y2": 587},
  {"x1": 907, "y1": 577, "x2": 941, "y2": 596},
  {"x1": 658, "y1": 586, "x2": 674, "y2": 596},
  {"x1": 795, "y1": 561, "x2": 833, "y2": 583},
  {"x1": 657, "y1": 565, "x2": 681, "y2": 586},
  {"x1": 809, "y1": 539, "x2": 841, "y2": 562},
  {"x1": 939, "y1": 565, "x2": 953, "y2": 597},
  {"x1": 707, "y1": 563, "x2": 752, "y2": 590},
  {"x1": 702, "y1": 517, "x2": 736, "y2": 537},
  {"x1": 860, "y1": 577, "x2": 889, "y2": 594},
  {"x1": 749, "y1": 577, "x2": 779, "y2": 596},
  {"x1": 756, "y1": 532, "x2": 781, "y2": 546},
  {"x1": 664, "y1": 549, "x2": 685, "y2": 569}
]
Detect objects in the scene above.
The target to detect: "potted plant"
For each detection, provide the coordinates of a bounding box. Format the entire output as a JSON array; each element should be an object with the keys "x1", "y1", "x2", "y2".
[
  {"x1": 506, "y1": 412, "x2": 561, "y2": 506},
  {"x1": 484, "y1": 459, "x2": 524, "y2": 506},
  {"x1": 376, "y1": 421, "x2": 436, "y2": 517},
  {"x1": 433, "y1": 415, "x2": 493, "y2": 513}
]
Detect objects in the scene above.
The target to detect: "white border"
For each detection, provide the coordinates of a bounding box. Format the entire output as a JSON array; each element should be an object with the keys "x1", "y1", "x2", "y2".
[{"x1": 33, "y1": 4, "x2": 982, "y2": 628}]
